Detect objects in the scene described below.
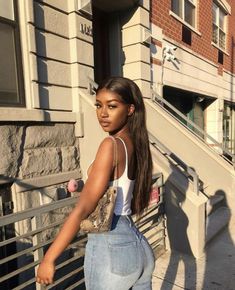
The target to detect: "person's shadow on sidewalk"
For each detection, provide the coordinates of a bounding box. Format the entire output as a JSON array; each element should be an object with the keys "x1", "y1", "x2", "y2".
[
  {"x1": 160, "y1": 168, "x2": 197, "y2": 290},
  {"x1": 201, "y1": 190, "x2": 235, "y2": 290}
]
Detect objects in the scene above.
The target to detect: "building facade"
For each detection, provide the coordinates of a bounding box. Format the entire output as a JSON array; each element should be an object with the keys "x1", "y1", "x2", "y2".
[
  {"x1": 151, "y1": 0, "x2": 235, "y2": 157},
  {"x1": 0, "y1": 0, "x2": 235, "y2": 264},
  {"x1": 0, "y1": 0, "x2": 153, "y2": 215}
]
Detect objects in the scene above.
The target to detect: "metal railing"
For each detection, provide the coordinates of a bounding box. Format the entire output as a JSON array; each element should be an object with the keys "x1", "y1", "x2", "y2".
[
  {"x1": 0, "y1": 197, "x2": 86, "y2": 290},
  {"x1": 0, "y1": 176, "x2": 165, "y2": 290},
  {"x1": 149, "y1": 132, "x2": 200, "y2": 195},
  {"x1": 87, "y1": 77, "x2": 98, "y2": 95},
  {"x1": 152, "y1": 91, "x2": 235, "y2": 166}
]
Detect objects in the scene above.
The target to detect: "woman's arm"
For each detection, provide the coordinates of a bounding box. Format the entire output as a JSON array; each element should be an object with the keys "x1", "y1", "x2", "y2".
[{"x1": 36, "y1": 137, "x2": 116, "y2": 285}]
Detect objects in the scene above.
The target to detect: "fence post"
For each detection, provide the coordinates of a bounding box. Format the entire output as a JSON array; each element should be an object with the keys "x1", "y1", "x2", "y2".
[{"x1": 32, "y1": 215, "x2": 45, "y2": 290}]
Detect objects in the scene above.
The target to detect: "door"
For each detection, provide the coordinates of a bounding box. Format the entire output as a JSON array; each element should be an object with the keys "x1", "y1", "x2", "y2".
[{"x1": 92, "y1": 6, "x2": 122, "y2": 84}]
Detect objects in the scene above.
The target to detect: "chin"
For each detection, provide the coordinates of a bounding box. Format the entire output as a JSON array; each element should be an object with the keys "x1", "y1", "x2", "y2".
[
  {"x1": 101, "y1": 126, "x2": 120, "y2": 135},
  {"x1": 101, "y1": 127, "x2": 111, "y2": 132}
]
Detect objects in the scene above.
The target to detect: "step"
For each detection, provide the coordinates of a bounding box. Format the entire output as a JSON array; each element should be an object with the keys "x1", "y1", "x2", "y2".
[
  {"x1": 206, "y1": 206, "x2": 231, "y2": 244},
  {"x1": 206, "y1": 194, "x2": 225, "y2": 216}
]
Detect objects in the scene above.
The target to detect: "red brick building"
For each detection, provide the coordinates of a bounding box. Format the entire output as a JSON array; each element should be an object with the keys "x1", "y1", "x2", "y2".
[{"x1": 151, "y1": 0, "x2": 235, "y2": 155}]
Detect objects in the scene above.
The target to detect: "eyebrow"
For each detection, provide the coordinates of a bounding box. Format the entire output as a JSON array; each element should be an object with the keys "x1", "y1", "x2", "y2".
[{"x1": 95, "y1": 98, "x2": 121, "y2": 103}]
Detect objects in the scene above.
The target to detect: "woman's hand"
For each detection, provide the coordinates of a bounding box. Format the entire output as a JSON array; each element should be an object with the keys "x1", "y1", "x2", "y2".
[{"x1": 36, "y1": 259, "x2": 55, "y2": 285}]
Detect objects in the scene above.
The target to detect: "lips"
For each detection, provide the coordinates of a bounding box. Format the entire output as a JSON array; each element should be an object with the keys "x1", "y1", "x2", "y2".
[{"x1": 99, "y1": 121, "x2": 110, "y2": 127}]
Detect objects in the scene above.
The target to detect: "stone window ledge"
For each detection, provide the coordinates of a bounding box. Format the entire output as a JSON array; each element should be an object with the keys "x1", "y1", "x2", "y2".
[
  {"x1": 0, "y1": 108, "x2": 77, "y2": 122},
  {"x1": 169, "y1": 11, "x2": 202, "y2": 37}
]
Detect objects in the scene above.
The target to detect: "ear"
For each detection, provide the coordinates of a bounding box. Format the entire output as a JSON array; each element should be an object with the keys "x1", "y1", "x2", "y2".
[{"x1": 128, "y1": 104, "x2": 135, "y2": 116}]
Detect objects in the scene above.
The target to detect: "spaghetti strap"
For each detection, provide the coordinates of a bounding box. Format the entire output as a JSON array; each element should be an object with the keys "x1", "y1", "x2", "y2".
[{"x1": 116, "y1": 137, "x2": 128, "y2": 175}]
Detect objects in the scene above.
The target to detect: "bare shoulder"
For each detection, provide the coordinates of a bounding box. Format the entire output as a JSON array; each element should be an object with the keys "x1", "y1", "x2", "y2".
[
  {"x1": 98, "y1": 136, "x2": 116, "y2": 152},
  {"x1": 94, "y1": 136, "x2": 116, "y2": 164}
]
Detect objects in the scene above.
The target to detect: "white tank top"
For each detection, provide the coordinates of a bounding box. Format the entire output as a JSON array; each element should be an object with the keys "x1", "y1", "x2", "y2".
[{"x1": 109, "y1": 137, "x2": 135, "y2": 215}]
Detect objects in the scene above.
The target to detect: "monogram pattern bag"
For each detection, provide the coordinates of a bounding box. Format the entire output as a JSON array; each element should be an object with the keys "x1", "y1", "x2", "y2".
[{"x1": 80, "y1": 137, "x2": 118, "y2": 233}]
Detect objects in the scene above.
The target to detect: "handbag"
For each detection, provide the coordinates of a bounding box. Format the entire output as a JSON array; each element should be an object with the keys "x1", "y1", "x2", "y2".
[{"x1": 79, "y1": 137, "x2": 118, "y2": 233}]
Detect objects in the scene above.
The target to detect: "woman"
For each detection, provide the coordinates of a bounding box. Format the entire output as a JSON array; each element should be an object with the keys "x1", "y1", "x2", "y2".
[{"x1": 36, "y1": 76, "x2": 155, "y2": 289}]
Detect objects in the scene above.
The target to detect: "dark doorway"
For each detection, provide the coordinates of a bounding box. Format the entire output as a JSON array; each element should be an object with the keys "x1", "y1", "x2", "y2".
[
  {"x1": 163, "y1": 86, "x2": 215, "y2": 138},
  {"x1": 92, "y1": 6, "x2": 122, "y2": 85},
  {"x1": 92, "y1": 7, "x2": 110, "y2": 84}
]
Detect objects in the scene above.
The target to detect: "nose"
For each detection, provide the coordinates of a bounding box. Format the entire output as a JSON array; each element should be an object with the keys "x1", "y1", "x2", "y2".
[{"x1": 100, "y1": 106, "x2": 108, "y2": 117}]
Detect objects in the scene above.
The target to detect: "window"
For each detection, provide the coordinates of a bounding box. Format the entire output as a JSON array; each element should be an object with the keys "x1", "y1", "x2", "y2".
[
  {"x1": 0, "y1": 0, "x2": 25, "y2": 106},
  {"x1": 212, "y1": 2, "x2": 226, "y2": 50},
  {"x1": 223, "y1": 102, "x2": 235, "y2": 156},
  {"x1": 171, "y1": 0, "x2": 196, "y2": 27}
]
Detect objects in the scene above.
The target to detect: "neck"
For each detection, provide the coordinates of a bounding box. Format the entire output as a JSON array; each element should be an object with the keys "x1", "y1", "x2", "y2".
[{"x1": 109, "y1": 126, "x2": 130, "y2": 138}]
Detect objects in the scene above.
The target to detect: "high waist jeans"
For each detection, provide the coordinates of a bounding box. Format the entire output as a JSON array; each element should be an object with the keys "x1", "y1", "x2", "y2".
[{"x1": 84, "y1": 214, "x2": 155, "y2": 290}]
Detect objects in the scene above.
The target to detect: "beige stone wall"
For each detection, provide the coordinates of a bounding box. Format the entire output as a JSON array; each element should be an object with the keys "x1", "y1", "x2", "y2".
[
  {"x1": 0, "y1": 123, "x2": 80, "y2": 179},
  {"x1": 122, "y1": 5, "x2": 151, "y2": 97},
  {"x1": 0, "y1": 1, "x2": 92, "y2": 203},
  {"x1": 20, "y1": 124, "x2": 79, "y2": 178},
  {"x1": 0, "y1": 0, "x2": 153, "y2": 208},
  {"x1": 30, "y1": 1, "x2": 93, "y2": 111},
  {"x1": 0, "y1": 123, "x2": 83, "y2": 241},
  {"x1": 0, "y1": 126, "x2": 24, "y2": 178}
]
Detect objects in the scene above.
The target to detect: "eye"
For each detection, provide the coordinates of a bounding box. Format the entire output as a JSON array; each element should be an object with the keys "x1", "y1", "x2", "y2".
[
  {"x1": 108, "y1": 104, "x2": 117, "y2": 109},
  {"x1": 95, "y1": 103, "x2": 101, "y2": 109}
]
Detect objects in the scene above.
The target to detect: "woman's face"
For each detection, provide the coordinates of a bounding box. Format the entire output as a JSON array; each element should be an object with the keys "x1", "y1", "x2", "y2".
[{"x1": 95, "y1": 88, "x2": 134, "y2": 135}]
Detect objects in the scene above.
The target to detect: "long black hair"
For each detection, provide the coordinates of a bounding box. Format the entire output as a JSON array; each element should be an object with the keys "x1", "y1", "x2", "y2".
[{"x1": 96, "y1": 76, "x2": 153, "y2": 215}]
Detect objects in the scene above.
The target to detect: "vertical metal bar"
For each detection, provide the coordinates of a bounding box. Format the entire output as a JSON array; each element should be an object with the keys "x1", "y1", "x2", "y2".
[
  {"x1": 0, "y1": 194, "x2": 7, "y2": 255},
  {"x1": 187, "y1": 167, "x2": 199, "y2": 195},
  {"x1": 159, "y1": 174, "x2": 164, "y2": 204},
  {"x1": 193, "y1": 173, "x2": 199, "y2": 195},
  {"x1": 31, "y1": 216, "x2": 45, "y2": 290},
  {"x1": 159, "y1": 176, "x2": 166, "y2": 250},
  {"x1": 0, "y1": 195, "x2": 3, "y2": 216}
]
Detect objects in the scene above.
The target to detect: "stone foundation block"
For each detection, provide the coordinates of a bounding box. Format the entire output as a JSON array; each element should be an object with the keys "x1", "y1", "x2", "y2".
[
  {"x1": 24, "y1": 123, "x2": 75, "y2": 149},
  {"x1": 19, "y1": 147, "x2": 62, "y2": 178},
  {"x1": 61, "y1": 146, "x2": 80, "y2": 172},
  {"x1": 0, "y1": 125, "x2": 24, "y2": 177}
]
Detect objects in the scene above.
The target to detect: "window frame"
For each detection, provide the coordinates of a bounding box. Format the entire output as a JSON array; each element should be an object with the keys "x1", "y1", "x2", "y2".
[
  {"x1": 223, "y1": 101, "x2": 235, "y2": 155},
  {"x1": 171, "y1": 0, "x2": 197, "y2": 28},
  {"x1": 212, "y1": 1, "x2": 227, "y2": 51},
  {"x1": 0, "y1": 0, "x2": 25, "y2": 107}
]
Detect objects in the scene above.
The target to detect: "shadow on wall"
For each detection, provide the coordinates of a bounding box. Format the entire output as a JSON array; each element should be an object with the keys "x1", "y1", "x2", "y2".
[
  {"x1": 34, "y1": 2, "x2": 50, "y2": 109},
  {"x1": 159, "y1": 177, "x2": 234, "y2": 290},
  {"x1": 202, "y1": 190, "x2": 234, "y2": 290},
  {"x1": 160, "y1": 163, "x2": 197, "y2": 290}
]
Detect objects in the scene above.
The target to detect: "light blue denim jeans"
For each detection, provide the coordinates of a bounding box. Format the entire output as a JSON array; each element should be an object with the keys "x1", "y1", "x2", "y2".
[{"x1": 84, "y1": 214, "x2": 155, "y2": 290}]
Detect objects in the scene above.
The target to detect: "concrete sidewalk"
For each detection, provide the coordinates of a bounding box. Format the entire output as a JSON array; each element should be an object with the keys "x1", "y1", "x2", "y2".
[{"x1": 152, "y1": 221, "x2": 235, "y2": 290}]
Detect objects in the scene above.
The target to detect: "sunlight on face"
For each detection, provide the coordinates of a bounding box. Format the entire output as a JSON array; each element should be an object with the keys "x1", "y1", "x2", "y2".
[{"x1": 95, "y1": 89, "x2": 132, "y2": 134}]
